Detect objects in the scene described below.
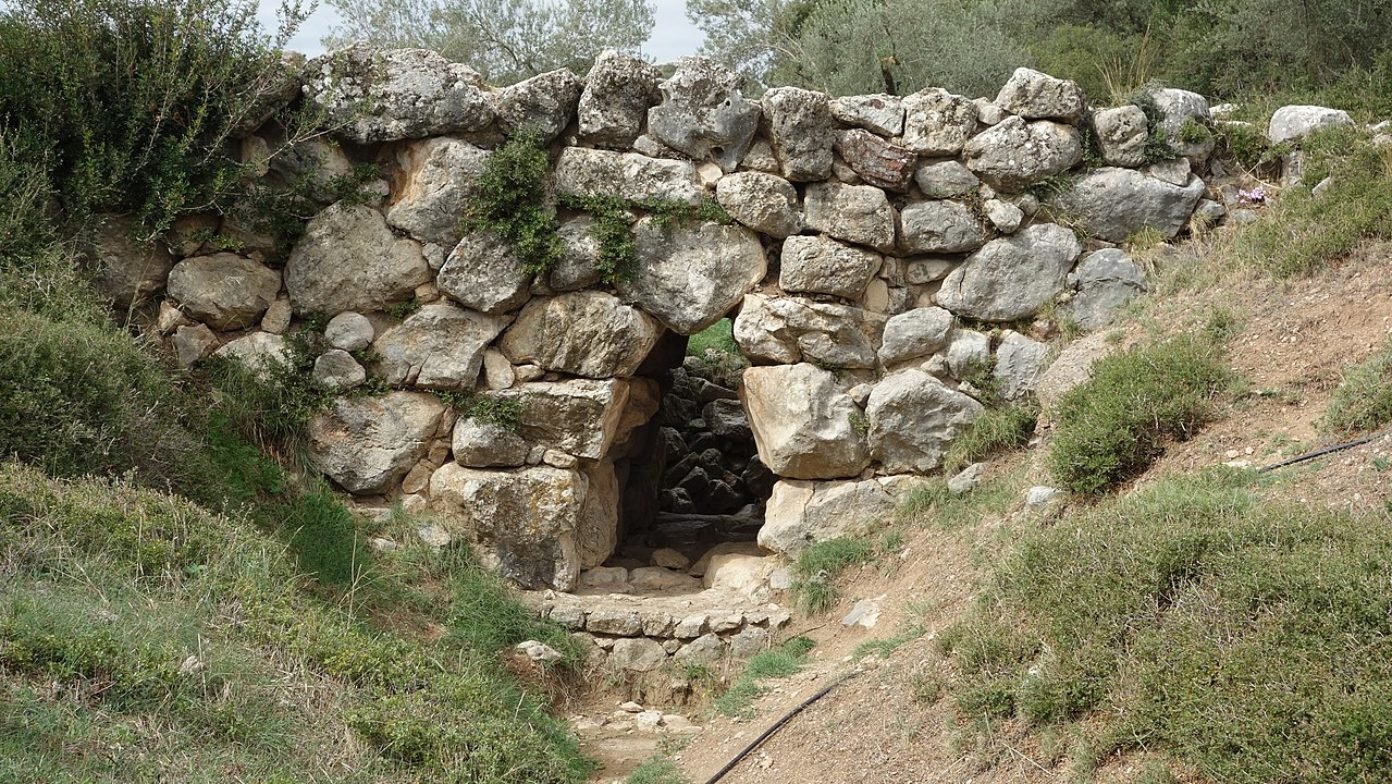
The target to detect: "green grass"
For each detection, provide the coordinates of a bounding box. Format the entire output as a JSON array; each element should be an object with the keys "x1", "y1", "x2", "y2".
[
  {"x1": 1047, "y1": 335, "x2": 1230, "y2": 494},
  {"x1": 788, "y1": 538, "x2": 876, "y2": 615},
  {"x1": 713, "y1": 637, "x2": 815, "y2": 719},
  {"x1": 0, "y1": 463, "x2": 591, "y2": 784},
  {"x1": 627, "y1": 757, "x2": 688, "y2": 784},
  {"x1": 1322, "y1": 338, "x2": 1392, "y2": 436},
  {"x1": 943, "y1": 403, "x2": 1038, "y2": 473},
  {"x1": 896, "y1": 471, "x2": 1024, "y2": 532},
  {"x1": 1235, "y1": 127, "x2": 1392, "y2": 278},
  {"x1": 687, "y1": 318, "x2": 740, "y2": 358},
  {"x1": 942, "y1": 468, "x2": 1392, "y2": 783}
]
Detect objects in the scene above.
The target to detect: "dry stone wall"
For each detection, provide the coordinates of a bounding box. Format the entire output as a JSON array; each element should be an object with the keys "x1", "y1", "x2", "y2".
[{"x1": 140, "y1": 45, "x2": 1252, "y2": 592}]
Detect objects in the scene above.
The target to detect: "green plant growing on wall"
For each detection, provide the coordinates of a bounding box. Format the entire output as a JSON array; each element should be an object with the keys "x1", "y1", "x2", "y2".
[
  {"x1": 462, "y1": 129, "x2": 566, "y2": 274},
  {"x1": 438, "y1": 390, "x2": 527, "y2": 432}
]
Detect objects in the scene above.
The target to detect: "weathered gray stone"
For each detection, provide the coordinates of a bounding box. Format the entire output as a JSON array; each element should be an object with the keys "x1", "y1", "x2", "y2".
[
  {"x1": 578, "y1": 50, "x2": 662, "y2": 147},
  {"x1": 436, "y1": 232, "x2": 533, "y2": 315},
  {"x1": 286, "y1": 203, "x2": 430, "y2": 316},
  {"x1": 173, "y1": 324, "x2": 218, "y2": 368},
  {"x1": 309, "y1": 392, "x2": 444, "y2": 494},
  {"x1": 803, "y1": 182, "x2": 897, "y2": 252},
  {"x1": 430, "y1": 463, "x2": 586, "y2": 590},
  {"x1": 995, "y1": 68, "x2": 1085, "y2": 122},
  {"x1": 499, "y1": 292, "x2": 662, "y2": 378},
  {"x1": 673, "y1": 633, "x2": 724, "y2": 665},
  {"x1": 373, "y1": 303, "x2": 509, "y2": 388},
  {"x1": 1267, "y1": 104, "x2": 1355, "y2": 144},
  {"x1": 865, "y1": 368, "x2": 983, "y2": 473},
  {"x1": 898, "y1": 200, "x2": 987, "y2": 254},
  {"x1": 779, "y1": 235, "x2": 882, "y2": 299},
  {"x1": 1144, "y1": 157, "x2": 1191, "y2": 187},
  {"x1": 1146, "y1": 87, "x2": 1215, "y2": 160},
  {"x1": 992, "y1": 330, "x2": 1048, "y2": 401},
  {"x1": 761, "y1": 87, "x2": 835, "y2": 181},
  {"x1": 729, "y1": 626, "x2": 771, "y2": 658},
  {"x1": 491, "y1": 379, "x2": 630, "y2": 460},
  {"x1": 267, "y1": 137, "x2": 354, "y2": 203},
  {"x1": 1093, "y1": 105, "x2": 1149, "y2": 168},
  {"x1": 303, "y1": 44, "x2": 494, "y2": 143},
  {"x1": 452, "y1": 418, "x2": 529, "y2": 468},
  {"x1": 385, "y1": 137, "x2": 490, "y2": 247},
  {"x1": 742, "y1": 363, "x2": 870, "y2": 480},
  {"x1": 714, "y1": 171, "x2": 801, "y2": 238},
  {"x1": 878, "y1": 306, "x2": 954, "y2": 366},
  {"x1": 935, "y1": 224, "x2": 1082, "y2": 321},
  {"x1": 586, "y1": 609, "x2": 643, "y2": 636},
  {"x1": 914, "y1": 159, "x2": 980, "y2": 198},
  {"x1": 313, "y1": 349, "x2": 367, "y2": 391},
  {"x1": 212, "y1": 332, "x2": 289, "y2": 378},
  {"x1": 1054, "y1": 167, "x2": 1205, "y2": 242},
  {"x1": 829, "y1": 94, "x2": 904, "y2": 136},
  {"x1": 948, "y1": 462, "x2": 985, "y2": 495},
  {"x1": 983, "y1": 198, "x2": 1024, "y2": 233},
  {"x1": 547, "y1": 216, "x2": 604, "y2": 292},
  {"x1": 261, "y1": 297, "x2": 292, "y2": 334},
  {"x1": 733, "y1": 293, "x2": 884, "y2": 369},
  {"x1": 963, "y1": 116, "x2": 1083, "y2": 192},
  {"x1": 91, "y1": 216, "x2": 174, "y2": 308},
  {"x1": 553, "y1": 147, "x2": 704, "y2": 206},
  {"x1": 760, "y1": 478, "x2": 895, "y2": 554},
  {"x1": 617, "y1": 218, "x2": 766, "y2": 335},
  {"x1": 325, "y1": 312, "x2": 374, "y2": 351},
  {"x1": 943, "y1": 328, "x2": 991, "y2": 379},
  {"x1": 494, "y1": 68, "x2": 582, "y2": 142},
  {"x1": 646, "y1": 57, "x2": 761, "y2": 172},
  {"x1": 901, "y1": 88, "x2": 978, "y2": 156},
  {"x1": 904, "y1": 257, "x2": 956, "y2": 285},
  {"x1": 167, "y1": 253, "x2": 280, "y2": 330},
  {"x1": 1065, "y1": 248, "x2": 1147, "y2": 329},
  {"x1": 835, "y1": 129, "x2": 916, "y2": 191}
]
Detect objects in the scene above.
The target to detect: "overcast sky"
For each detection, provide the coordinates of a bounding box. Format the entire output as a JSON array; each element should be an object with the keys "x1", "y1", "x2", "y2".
[{"x1": 256, "y1": 0, "x2": 705, "y2": 62}]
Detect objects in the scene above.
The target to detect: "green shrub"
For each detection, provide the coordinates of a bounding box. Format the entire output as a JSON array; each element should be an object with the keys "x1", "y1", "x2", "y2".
[
  {"x1": 1323, "y1": 339, "x2": 1392, "y2": 435},
  {"x1": 1047, "y1": 335, "x2": 1229, "y2": 494},
  {"x1": 1235, "y1": 127, "x2": 1392, "y2": 278},
  {"x1": 1215, "y1": 120, "x2": 1271, "y2": 171},
  {"x1": 462, "y1": 129, "x2": 565, "y2": 274},
  {"x1": 944, "y1": 403, "x2": 1038, "y2": 473},
  {"x1": 946, "y1": 469, "x2": 1392, "y2": 782}
]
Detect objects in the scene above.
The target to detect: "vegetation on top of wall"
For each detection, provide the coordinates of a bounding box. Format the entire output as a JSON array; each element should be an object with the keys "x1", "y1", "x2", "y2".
[
  {"x1": 942, "y1": 468, "x2": 1392, "y2": 783},
  {"x1": 462, "y1": 129, "x2": 568, "y2": 274},
  {"x1": 1047, "y1": 335, "x2": 1230, "y2": 494}
]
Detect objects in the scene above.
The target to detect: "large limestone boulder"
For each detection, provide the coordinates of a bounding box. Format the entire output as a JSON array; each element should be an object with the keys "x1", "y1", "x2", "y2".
[
  {"x1": 1267, "y1": 105, "x2": 1355, "y2": 144},
  {"x1": 733, "y1": 293, "x2": 884, "y2": 369},
  {"x1": 803, "y1": 182, "x2": 897, "y2": 252},
  {"x1": 308, "y1": 392, "x2": 445, "y2": 494},
  {"x1": 1093, "y1": 105, "x2": 1149, "y2": 168},
  {"x1": 878, "y1": 306, "x2": 954, "y2": 366},
  {"x1": 452, "y1": 418, "x2": 529, "y2": 468},
  {"x1": 898, "y1": 200, "x2": 987, "y2": 254},
  {"x1": 167, "y1": 253, "x2": 280, "y2": 330},
  {"x1": 436, "y1": 232, "x2": 533, "y2": 315},
  {"x1": 212, "y1": 332, "x2": 289, "y2": 378},
  {"x1": 1064, "y1": 248, "x2": 1147, "y2": 329},
  {"x1": 553, "y1": 147, "x2": 704, "y2": 206},
  {"x1": 90, "y1": 216, "x2": 175, "y2": 308},
  {"x1": 385, "y1": 137, "x2": 490, "y2": 247},
  {"x1": 994, "y1": 68, "x2": 1085, "y2": 122},
  {"x1": 779, "y1": 235, "x2": 882, "y2": 299},
  {"x1": 865, "y1": 369, "x2": 983, "y2": 473},
  {"x1": 499, "y1": 291, "x2": 662, "y2": 378},
  {"x1": 285, "y1": 203, "x2": 430, "y2": 316},
  {"x1": 548, "y1": 216, "x2": 605, "y2": 292},
  {"x1": 617, "y1": 218, "x2": 766, "y2": 335},
  {"x1": 1054, "y1": 168, "x2": 1205, "y2": 242},
  {"x1": 1145, "y1": 87, "x2": 1215, "y2": 160},
  {"x1": 578, "y1": 50, "x2": 662, "y2": 147},
  {"x1": 835, "y1": 129, "x2": 917, "y2": 191},
  {"x1": 993, "y1": 330, "x2": 1049, "y2": 401},
  {"x1": 494, "y1": 68, "x2": 582, "y2": 142},
  {"x1": 761, "y1": 87, "x2": 835, "y2": 181},
  {"x1": 492, "y1": 379, "x2": 631, "y2": 460},
  {"x1": 914, "y1": 159, "x2": 981, "y2": 198},
  {"x1": 715, "y1": 171, "x2": 801, "y2": 238},
  {"x1": 303, "y1": 44, "x2": 494, "y2": 143},
  {"x1": 901, "y1": 88, "x2": 978, "y2": 156},
  {"x1": 760, "y1": 478, "x2": 896, "y2": 555},
  {"x1": 578, "y1": 461, "x2": 620, "y2": 569},
  {"x1": 430, "y1": 463, "x2": 587, "y2": 590},
  {"x1": 742, "y1": 364, "x2": 870, "y2": 480},
  {"x1": 646, "y1": 57, "x2": 761, "y2": 172},
  {"x1": 936, "y1": 223, "x2": 1082, "y2": 321},
  {"x1": 372, "y1": 303, "x2": 510, "y2": 388},
  {"x1": 829, "y1": 94, "x2": 905, "y2": 136},
  {"x1": 963, "y1": 116, "x2": 1083, "y2": 192}
]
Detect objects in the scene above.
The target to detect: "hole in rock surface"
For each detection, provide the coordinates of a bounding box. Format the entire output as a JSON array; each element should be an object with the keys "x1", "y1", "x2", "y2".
[{"x1": 599, "y1": 317, "x2": 773, "y2": 591}]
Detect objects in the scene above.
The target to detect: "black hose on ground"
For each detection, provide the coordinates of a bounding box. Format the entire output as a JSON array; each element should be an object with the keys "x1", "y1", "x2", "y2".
[
  {"x1": 1256, "y1": 429, "x2": 1388, "y2": 473},
  {"x1": 703, "y1": 669, "x2": 862, "y2": 784}
]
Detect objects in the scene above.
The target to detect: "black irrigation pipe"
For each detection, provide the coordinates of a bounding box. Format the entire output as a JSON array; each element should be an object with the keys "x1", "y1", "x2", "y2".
[
  {"x1": 704, "y1": 669, "x2": 862, "y2": 784},
  {"x1": 1257, "y1": 429, "x2": 1389, "y2": 473}
]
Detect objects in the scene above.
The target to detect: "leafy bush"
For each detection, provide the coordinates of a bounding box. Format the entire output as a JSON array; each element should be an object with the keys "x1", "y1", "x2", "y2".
[
  {"x1": 1047, "y1": 336, "x2": 1229, "y2": 494},
  {"x1": 462, "y1": 129, "x2": 566, "y2": 274},
  {"x1": 1323, "y1": 339, "x2": 1392, "y2": 435},
  {"x1": 945, "y1": 469, "x2": 1392, "y2": 782}
]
